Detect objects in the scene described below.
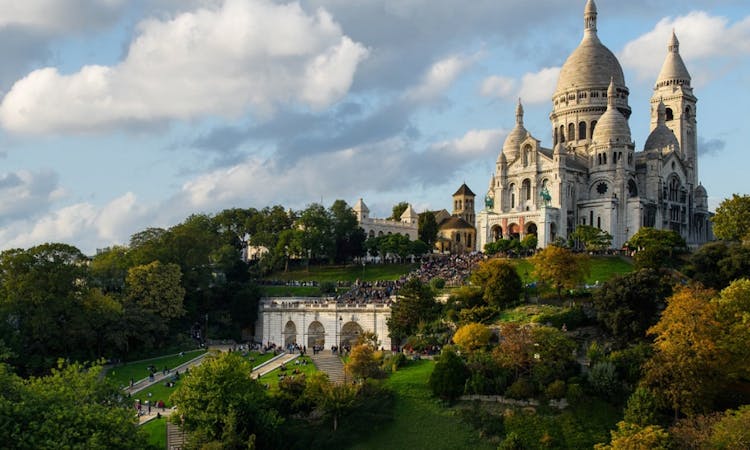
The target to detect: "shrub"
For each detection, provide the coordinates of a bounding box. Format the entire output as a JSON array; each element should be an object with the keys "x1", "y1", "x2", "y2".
[
  {"x1": 453, "y1": 322, "x2": 492, "y2": 352},
  {"x1": 498, "y1": 432, "x2": 525, "y2": 450},
  {"x1": 430, "y1": 277, "x2": 446, "y2": 290},
  {"x1": 545, "y1": 380, "x2": 566, "y2": 400},
  {"x1": 382, "y1": 352, "x2": 406, "y2": 373},
  {"x1": 566, "y1": 383, "x2": 584, "y2": 405},
  {"x1": 588, "y1": 361, "x2": 620, "y2": 400},
  {"x1": 532, "y1": 306, "x2": 587, "y2": 329},
  {"x1": 506, "y1": 378, "x2": 535, "y2": 400},
  {"x1": 429, "y1": 347, "x2": 469, "y2": 401}
]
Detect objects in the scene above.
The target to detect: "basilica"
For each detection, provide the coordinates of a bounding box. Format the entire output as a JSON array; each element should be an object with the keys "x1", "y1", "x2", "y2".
[{"x1": 476, "y1": 0, "x2": 712, "y2": 251}]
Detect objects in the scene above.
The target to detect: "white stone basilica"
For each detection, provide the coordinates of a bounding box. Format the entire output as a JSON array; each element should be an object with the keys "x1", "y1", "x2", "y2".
[{"x1": 476, "y1": 0, "x2": 712, "y2": 251}]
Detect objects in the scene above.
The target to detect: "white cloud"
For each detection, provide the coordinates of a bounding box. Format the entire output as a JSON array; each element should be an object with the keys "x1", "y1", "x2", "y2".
[
  {"x1": 430, "y1": 129, "x2": 504, "y2": 157},
  {"x1": 620, "y1": 11, "x2": 750, "y2": 84},
  {"x1": 0, "y1": 0, "x2": 126, "y2": 33},
  {"x1": 405, "y1": 54, "x2": 476, "y2": 102},
  {"x1": 479, "y1": 67, "x2": 559, "y2": 104},
  {"x1": 480, "y1": 75, "x2": 516, "y2": 98},
  {"x1": 0, "y1": 0, "x2": 368, "y2": 134},
  {"x1": 0, "y1": 169, "x2": 61, "y2": 222}
]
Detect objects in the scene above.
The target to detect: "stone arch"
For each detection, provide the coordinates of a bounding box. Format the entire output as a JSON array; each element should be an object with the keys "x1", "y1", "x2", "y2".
[
  {"x1": 508, "y1": 223, "x2": 520, "y2": 240},
  {"x1": 665, "y1": 107, "x2": 674, "y2": 121},
  {"x1": 526, "y1": 222, "x2": 538, "y2": 236},
  {"x1": 340, "y1": 321, "x2": 364, "y2": 347},
  {"x1": 490, "y1": 224, "x2": 503, "y2": 241},
  {"x1": 283, "y1": 320, "x2": 297, "y2": 346},
  {"x1": 307, "y1": 321, "x2": 325, "y2": 348},
  {"x1": 368, "y1": 229, "x2": 375, "y2": 238}
]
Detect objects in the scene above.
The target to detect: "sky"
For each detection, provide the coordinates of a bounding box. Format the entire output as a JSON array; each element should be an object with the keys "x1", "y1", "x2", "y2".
[{"x1": 0, "y1": 0, "x2": 747, "y2": 254}]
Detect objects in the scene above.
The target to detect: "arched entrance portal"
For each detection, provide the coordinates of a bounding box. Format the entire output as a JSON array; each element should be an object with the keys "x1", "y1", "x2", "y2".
[
  {"x1": 508, "y1": 223, "x2": 520, "y2": 240},
  {"x1": 340, "y1": 321, "x2": 364, "y2": 347},
  {"x1": 526, "y1": 223, "x2": 538, "y2": 236},
  {"x1": 490, "y1": 225, "x2": 503, "y2": 241},
  {"x1": 283, "y1": 320, "x2": 297, "y2": 346},
  {"x1": 307, "y1": 321, "x2": 325, "y2": 348}
]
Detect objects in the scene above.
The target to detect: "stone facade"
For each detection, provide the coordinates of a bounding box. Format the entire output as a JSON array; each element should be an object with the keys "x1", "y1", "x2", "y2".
[
  {"x1": 476, "y1": 0, "x2": 712, "y2": 251},
  {"x1": 353, "y1": 198, "x2": 419, "y2": 241},
  {"x1": 255, "y1": 298, "x2": 392, "y2": 350}
]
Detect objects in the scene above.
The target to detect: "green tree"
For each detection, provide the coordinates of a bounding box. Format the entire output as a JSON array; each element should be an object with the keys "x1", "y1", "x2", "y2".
[
  {"x1": 595, "y1": 421, "x2": 671, "y2": 450},
  {"x1": 713, "y1": 279, "x2": 750, "y2": 381},
  {"x1": 571, "y1": 225, "x2": 613, "y2": 251},
  {"x1": 520, "y1": 234, "x2": 538, "y2": 254},
  {"x1": 470, "y1": 259, "x2": 523, "y2": 309},
  {"x1": 592, "y1": 269, "x2": 673, "y2": 346},
  {"x1": 429, "y1": 347, "x2": 469, "y2": 401},
  {"x1": 170, "y1": 352, "x2": 280, "y2": 448},
  {"x1": 298, "y1": 203, "x2": 335, "y2": 261},
  {"x1": 530, "y1": 246, "x2": 590, "y2": 300},
  {"x1": 330, "y1": 199, "x2": 366, "y2": 263},
  {"x1": 89, "y1": 245, "x2": 132, "y2": 293},
  {"x1": 626, "y1": 227, "x2": 686, "y2": 270},
  {"x1": 389, "y1": 201, "x2": 409, "y2": 221},
  {"x1": 418, "y1": 211, "x2": 439, "y2": 246},
  {"x1": 125, "y1": 261, "x2": 186, "y2": 320},
  {"x1": 387, "y1": 278, "x2": 440, "y2": 342},
  {"x1": 0, "y1": 361, "x2": 149, "y2": 449},
  {"x1": 712, "y1": 193, "x2": 750, "y2": 242}
]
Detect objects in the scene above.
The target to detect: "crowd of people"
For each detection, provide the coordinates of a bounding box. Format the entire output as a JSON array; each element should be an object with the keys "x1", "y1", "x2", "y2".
[{"x1": 330, "y1": 252, "x2": 485, "y2": 305}]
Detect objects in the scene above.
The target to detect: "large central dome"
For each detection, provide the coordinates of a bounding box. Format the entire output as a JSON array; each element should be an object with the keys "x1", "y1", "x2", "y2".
[
  {"x1": 555, "y1": 0, "x2": 625, "y2": 93},
  {"x1": 556, "y1": 33, "x2": 625, "y2": 92}
]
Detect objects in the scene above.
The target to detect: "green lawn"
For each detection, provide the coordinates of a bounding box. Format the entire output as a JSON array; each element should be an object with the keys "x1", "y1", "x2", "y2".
[
  {"x1": 141, "y1": 416, "x2": 167, "y2": 449},
  {"x1": 258, "y1": 356, "x2": 318, "y2": 391},
  {"x1": 107, "y1": 349, "x2": 206, "y2": 388},
  {"x1": 265, "y1": 263, "x2": 416, "y2": 283},
  {"x1": 349, "y1": 360, "x2": 494, "y2": 450},
  {"x1": 512, "y1": 255, "x2": 632, "y2": 284}
]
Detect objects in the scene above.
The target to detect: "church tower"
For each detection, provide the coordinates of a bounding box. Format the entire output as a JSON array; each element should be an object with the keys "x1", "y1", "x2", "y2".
[
  {"x1": 651, "y1": 30, "x2": 698, "y2": 185},
  {"x1": 452, "y1": 183, "x2": 476, "y2": 225}
]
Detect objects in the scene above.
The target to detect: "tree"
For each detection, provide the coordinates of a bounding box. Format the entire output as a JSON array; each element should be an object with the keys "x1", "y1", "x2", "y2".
[
  {"x1": 712, "y1": 193, "x2": 750, "y2": 242},
  {"x1": 592, "y1": 269, "x2": 673, "y2": 346},
  {"x1": 389, "y1": 202, "x2": 409, "y2": 221},
  {"x1": 387, "y1": 278, "x2": 440, "y2": 342},
  {"x1": 626, "y1": 227, "x2": 686, "y2": 270},
  {"x1": 345, "y1": 344, "x2": 382, "y2": 381},
  {"x1": 643, "y1": 285, "x2": 725, "y2": 417},
  {"x1": 571, "y1": 225, "x2": 613, "y2": 251},
  {"x1": 520, "y1": 234, "x2": 538, "y2": 253},
  {"x1": 170, "y1": 352, "x2": 280, "y2": 448},
  {"x1": 125, "y1": 261, "x2": 186, "y2": 320},
  {"x1": 713, "y1": 279, "x2": 750, "y2": 381},
  {"x1": 452, "y1": 323, "x2": 491, "y2": 352},
  {"x1": 330, "y1": 199, "x2": 366, "y2": 263},
  {"x1": 298, "y1": 203, "x2": 335, "y2": 261},
  {"x1": 493, "y1": 323, "x2": 534, "y2": 378},
  {"x1": 530, "y1": 246, "x2": 590, "y2": 300},
  {"x1": 429, "y1": 347, "x2": 469, "y2": 401},
  {"x1": 418, "y1": 211, "x2": 439, "y2": 246},
  {"x1": 595, "y1": 421, "x2": 671, "y2": 450},
  {"x1": 0, "y1": 361, "x2": 149, "y2": 449},
  {"x1": 89, "y1": 245, "x2": 132, "y2": 293},
  {"x1": 470, "y1": 259, "x2": 523, "y2": 309}
]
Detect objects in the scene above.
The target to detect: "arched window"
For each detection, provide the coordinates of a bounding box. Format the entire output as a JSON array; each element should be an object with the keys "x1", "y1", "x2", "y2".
[
  {"x1": 597, "y1": 216, "x2": 601, "y2": 229},
  {"x1": 559, "y1": 125, "x2": 565, "y2": 142},
  {"x1": 668, "y1": 177, "x2": 680, "y2": 202},
  {"x1": 665, "y1": 107, "x2": 674, "y2": 121},
  {"x1": 591, "y1": 120, "x2": 597, "y2": 136},
  {"x1": 509, "y1": 183, "x2": 516, "y2": 209},
  {"x1": 568, "y1": 123, "x2": 575, "y2": 141},
  {"x1": 553, "y1": 127, "x2": 558, "y2": 145},
  {"x1": 578, "y1": 121, "x2": 586, "y2": 140},
  {"x1": 522, "y1": 179, "x2": 531, "y2": 200},
  {"x1": 685, "y1": 106, "x2": 691, "y2": 119}
]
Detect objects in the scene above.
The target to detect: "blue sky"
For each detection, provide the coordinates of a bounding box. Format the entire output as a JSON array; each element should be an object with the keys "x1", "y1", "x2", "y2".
[{"x1": 0, "y1": 0, "x2": 747, "y2": 254}]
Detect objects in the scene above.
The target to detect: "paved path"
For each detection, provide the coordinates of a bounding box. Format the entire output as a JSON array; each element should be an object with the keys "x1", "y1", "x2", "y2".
[
  {"x1": 250, "y1": 352, "x2": 299, "y2": 379},
  {"x1": 310, "y1": 352, "x2": 346, "y2": 383},
  {"x1": 124, "y1": 352, "x2": 208, "y2": 396}
]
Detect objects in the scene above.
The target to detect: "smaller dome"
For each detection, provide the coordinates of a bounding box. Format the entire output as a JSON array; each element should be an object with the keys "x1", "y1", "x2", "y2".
[
  {"x1": 644, "y1": 101, "x2": 679, "y2": 151},
  {"x1": 502, "y1": 99, "x2": 527, "y2": 159},
  {"x1": 591, "y1": 79, "x2": 631, "y2": 144},
  {"x1": 695, "y1": 184, "x2": 707, "y2": 198},
  {"x1": 656, "y1": 30, "x2": 691, "y2": 87}
]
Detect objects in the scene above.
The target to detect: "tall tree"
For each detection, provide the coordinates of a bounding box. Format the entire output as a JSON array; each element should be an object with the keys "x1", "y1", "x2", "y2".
[
  {"x1": 389, "y1": 202, "x2": 409, "y2": 221},
  {"x1": 171, "y1": 352, "x2": 280, "y2": 448},
  {"x1": 329, "y1": 199, "x2": 366, "y2": 263},
  {"x1": 125, "y1": 261, "x2": 186, "y2": 320},
  {"x1": 712, "y1": 193, "x2": 750, "y2": 242},
  {"x1": 387, "y1": 278, "x2": 440, "y2": 343},
  {"x1": 298, "y1": 203, "x2": 335, "y2": 261},
  {"x1": 571, "y1": 225, "x2": 613, "y2": 251},
  {"x1": 418, "y1": 211, "x2": 439, "y2": 246},
  {"x1": 530, "y1": 246, "x2": 590, "y2": 300},
  {"x1": 470, "y1": 259, "x2": 522, "y2": 309},
  {"x1": 592, "y1": 269, "x2": 673, "y2": 346}
]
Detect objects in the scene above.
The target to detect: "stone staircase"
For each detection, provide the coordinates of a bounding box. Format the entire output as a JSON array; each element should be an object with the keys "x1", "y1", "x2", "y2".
[
  {"x1": 167, "y1": 420, "x2": 186, "y2": 449},
  {"x1": 310, "y1": 352, "x2": 346, "y2": 383}
]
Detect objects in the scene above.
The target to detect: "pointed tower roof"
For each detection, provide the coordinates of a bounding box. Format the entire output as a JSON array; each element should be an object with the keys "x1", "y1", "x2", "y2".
[
  {"x1": 644, "y1": 99, "x2": 679, "y2": 151},
  {"x1": 656, "y1": 30, "x2": 691, "y2": 88},
  {"x1": 400, "y1": 204, "x2": 418, "y2": 223},
  {"x1": 502, "y1": 98, "x2": 527, "y2": 159},
  {"x1": 353, "y1": 198, "x2": 369, "y2": 213},
  {"x1": 592, "y1": 78, "x2": 631, "y2": 144},
  {"x1": 453, "y1": 183, "x2": 475, "y2": 197}
]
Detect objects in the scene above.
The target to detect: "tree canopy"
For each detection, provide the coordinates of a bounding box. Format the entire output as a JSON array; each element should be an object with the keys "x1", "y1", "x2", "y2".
[
  {"x1": 470, "y1": 259, "x2": 522, "y2": 309},
  {"x1": 712, "y1": 193, "x2": 750, "y2": 242},
  {"x1": 530, "y1": 246, "x2": 590, "y2": 299}
]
